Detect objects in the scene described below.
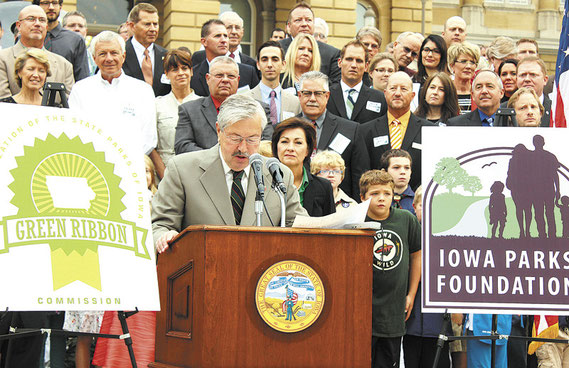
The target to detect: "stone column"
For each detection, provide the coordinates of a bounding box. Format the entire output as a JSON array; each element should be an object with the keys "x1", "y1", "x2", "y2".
[
  {"x1": 461, "y1": 0, "x2": 485, "y2": 35},
  {"x1": 261, "y1": 0, "x2": 276, "y2": 43},
  {"x1": 537, "y1": 0, "x2": 560, "y2": 39}
]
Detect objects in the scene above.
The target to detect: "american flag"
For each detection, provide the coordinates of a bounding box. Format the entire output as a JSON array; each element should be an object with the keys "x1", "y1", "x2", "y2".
[
  {"x1": 528, "y1": 315, "x2": 558, "y2": 355},
  {"x1": 551, "y1": 0, "x2": 569, "y2": 127},
  {"x1": 281, "y1": 287, "x2": 298, "y2": 313}
]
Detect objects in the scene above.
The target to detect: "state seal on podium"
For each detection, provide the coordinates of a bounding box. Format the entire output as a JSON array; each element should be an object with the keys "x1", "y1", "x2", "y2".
[{"x1": 255, "y1": 260, "x2": 325, "y2": 333}]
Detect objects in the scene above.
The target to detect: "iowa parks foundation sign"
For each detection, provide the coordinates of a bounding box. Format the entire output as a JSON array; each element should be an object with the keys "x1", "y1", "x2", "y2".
[
  {"x1": 423, "y1": 127, "x2": 569, "y2": 315},
  {"x1": 0, "y1": 104, "x2": 159, "y2": 311}
]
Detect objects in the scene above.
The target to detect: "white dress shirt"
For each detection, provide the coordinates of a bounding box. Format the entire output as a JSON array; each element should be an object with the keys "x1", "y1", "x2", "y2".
[
  {"x1": 155, "y1": 91, "x2": 200, "y2": 165},
  {"x1": 131, "y1": 37, "x2": 155, "y2": 73},
  {"x1": 226, "y1": 50, "x2": 242, "y2": 64},
  {"x1": 220, "y1": 146, "x2": 250, "y2": 195},
  {"x1": 69, "y1": 71, "x2": 157, "y2": 155},
  {"x1": 340, "y1": 80, "x2": 363, "y2": 118}
]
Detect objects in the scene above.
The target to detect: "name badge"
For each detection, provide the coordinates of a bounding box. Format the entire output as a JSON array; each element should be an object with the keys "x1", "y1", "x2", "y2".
[
  {"x1": 160, "y1": 74, "x2": 171, "y2": 85},
  {"x1": 122, "y1": 105, "x2": 135, "y2": 117},
  {"x1": 366, "y1": 101, "x2": 382, "y2": 113},
  {"x1": 329, "y1": 133, "x2": 351, "y2": 154},
  {"x1": 412, "y1": 142, "x2": 422, "y2": 150},
  {"x1": 373, "y1": 135, "x2": 389, "y2": 147}
]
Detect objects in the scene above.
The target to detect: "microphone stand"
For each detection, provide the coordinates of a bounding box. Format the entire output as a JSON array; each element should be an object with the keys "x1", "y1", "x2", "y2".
[
  {"x1": 255, "y1": 189, "x2": 264, "y2": 226},
  {"x1": 274, "y1": 185, "x2": 287, "y2": 228}
]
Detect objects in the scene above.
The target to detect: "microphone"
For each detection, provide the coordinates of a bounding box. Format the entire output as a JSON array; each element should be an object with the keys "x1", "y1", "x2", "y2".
[
  {"x1": 266, "y1": 158, "x2": 287, "y2": 195},
  {"x1": 248, "y1": 153, "x2": 265, "y2": 198}
]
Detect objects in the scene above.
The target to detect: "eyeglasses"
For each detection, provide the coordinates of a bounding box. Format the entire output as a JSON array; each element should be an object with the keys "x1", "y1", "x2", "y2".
[
  {"x1": 422, "y1": 47, "x2": 440, "y2": 55},
  {"x1": 222, "y1": 130, "x2": 261, "y2": 145},
  {"x1": 403, "y1": 46, "x2": 418, "y2": 58},
  {"x1": 373, "y1": 67, "x2": 394, "y2": 74},
  {"x1": 319, "y1": 169, "x2": 343, "y2": 175},
  {"x1": 455, "y1": 59, "x2": 477, "y2": 66},
  {"x1": 39, "y1": 0, "x2": 60, "y2": 6},
  {"x1": 363, "y1": 42, "x2": 379, "y2": 50},
  {"x1": 299, "y1": 90, "x2": 327, "y2": 97},
  {"x1": 211, "y1": 73, "x2": 238, "y2": 80},
  {"x1": 19, "y1": 16, "x2": 48, "y2": 24}
]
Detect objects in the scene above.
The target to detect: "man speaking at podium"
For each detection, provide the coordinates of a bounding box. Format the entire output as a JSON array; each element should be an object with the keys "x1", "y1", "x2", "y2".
[{"x1": 152, "y1": 94, "x2": 307, "y2": 252}]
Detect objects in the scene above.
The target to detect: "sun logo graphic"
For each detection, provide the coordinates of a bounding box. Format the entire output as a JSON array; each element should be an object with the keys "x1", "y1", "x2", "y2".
[{"x1": 1, "y1": 133, "x2": 150, "y2": 291}]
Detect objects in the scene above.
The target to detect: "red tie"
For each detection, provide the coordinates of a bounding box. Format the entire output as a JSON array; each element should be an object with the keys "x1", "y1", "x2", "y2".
[{"x1": 229, "y1": 52, "x2": 235, "y2": 59}]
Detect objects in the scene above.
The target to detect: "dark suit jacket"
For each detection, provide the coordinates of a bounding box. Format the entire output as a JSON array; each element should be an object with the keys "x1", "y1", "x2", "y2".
[
  {"x1": 447, "y1": 108, "x2": 507, "y2": 127},
  {"x1": 192, "y1": 50, "x2": 260, "y2": 77},
  {"x1": 280, "y1": 37, "x2": 341, "y2": 84},
  {"x1": 315, "y1": 112, "x2": 367, "y2": 198},
  {"x1": 541, "y1": 95, "x2": 552, "y2": 127},
  {"x1": 190, "y1": 60, "x2": 259, "y2": 97},
  {"x1": 302, "y1": 172, "x2": 335, "y2": 217},
  {"x1": 326, "y1": 83, "x2": 387, "y2": 124},
  {"x1": 122, "y1": 38, "x2": 171, "y2": 97},
  {"x1": 174, "y1": 96, "x2": 273, "y2": 154},
  {"x1": 356, "y1": 113, "x2": 433, "y2": 191}
]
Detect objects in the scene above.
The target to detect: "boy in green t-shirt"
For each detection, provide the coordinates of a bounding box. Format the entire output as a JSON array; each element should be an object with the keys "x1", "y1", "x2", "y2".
[{"x1": 359, "y1": 169, "x2": 421, "y2": 368}]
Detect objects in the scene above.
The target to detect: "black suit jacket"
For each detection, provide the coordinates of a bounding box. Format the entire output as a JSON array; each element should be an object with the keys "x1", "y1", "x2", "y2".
[
  {"x1": 447, "y1": 108, "x2": 508, "y2": 127},
  {"x1": 326, "y1": 83, "x2": 387, "y2": 124},
  {"x1": 175, "y1": 96, "x2": 273, "y2": 154},
  {"x1": 356, "y1": 113, "x2": 433, "y2": 191},
  {"x1": 190, "y1": 60, "x2": 259, "y2": 97},
  {"x1": 541, "y1": 95, "x2": 552, "y2": 127},
  {"x1": 315, "y1": 112, "x2": 367, "y2": 198},
  {"x1": 192, "y1": 50, "x2": 260, "y2": 77},
  {"x1": 279, "y1": 37, "x2": 341, "y2": 84},
  {"x1": 302, "y1": 172, "x2": 335, "y2": 217},
  {"x1": 123, "y1": 38, "x2": 171, "y2": 97}
]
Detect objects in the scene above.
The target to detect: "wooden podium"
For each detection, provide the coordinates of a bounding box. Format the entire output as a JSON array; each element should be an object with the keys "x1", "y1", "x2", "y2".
[{"x1": 151, "y1": 225, "x2": 374, "y2": 367}]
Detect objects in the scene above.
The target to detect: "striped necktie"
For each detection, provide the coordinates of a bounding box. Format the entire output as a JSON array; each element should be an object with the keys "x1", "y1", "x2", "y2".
[
  {"x1": 346, "y1": 88, "x2": 356, "y2": 119},
  {"x1": 269, "y1": 90, "x2": 278, "y2": 125},
  {"x1": 231, "y1": 170, "x2": 245, "y2": 225},
  {"x1": 390, "y1": 119, "x2": 403, "y2": 149},
  {"x1": 44, "y1": 32, "x2": 53, "y2": 51},
  {"x1": 482, "y1": 117, "x2": 494, "y2": 127}
]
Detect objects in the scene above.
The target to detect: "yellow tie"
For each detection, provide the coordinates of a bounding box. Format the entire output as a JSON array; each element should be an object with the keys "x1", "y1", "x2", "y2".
[
  {"x1": 142, "y1": 48, "x2": 153, "y2": 85},
  {"x1": 390, "y1": 119, "x2": 403, "y2": 149}
]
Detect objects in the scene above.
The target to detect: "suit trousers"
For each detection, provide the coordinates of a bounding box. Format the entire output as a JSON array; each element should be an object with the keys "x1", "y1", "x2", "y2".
[
  {"x1": 5, "y1": 311, "x2": 65, "y2": 368},
  {"x1": 372, "y1": 335, "x2": 402, "y2": 368}
]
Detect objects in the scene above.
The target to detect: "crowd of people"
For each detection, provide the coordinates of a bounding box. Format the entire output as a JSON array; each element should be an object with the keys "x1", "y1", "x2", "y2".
[{"x1": 0, "y1": 0, "x2": 565, "y2": 367}]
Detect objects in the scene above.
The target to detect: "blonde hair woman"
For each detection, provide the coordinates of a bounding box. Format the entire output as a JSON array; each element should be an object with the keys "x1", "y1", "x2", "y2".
[
  {"x1": 1, "y1": 48, "x2": 51, "y2": 105},
  {"x1": 281, "y1": 33, "x2": 321, "y2": 93},
  {"x1": 447, "y1": 41, "x2": 480, "y2": 114}
]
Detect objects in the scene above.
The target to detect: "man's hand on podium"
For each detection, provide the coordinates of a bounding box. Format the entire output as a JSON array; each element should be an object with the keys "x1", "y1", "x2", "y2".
[{"x1": 156, "y1": 230, "x2": 179, "y2": 253}]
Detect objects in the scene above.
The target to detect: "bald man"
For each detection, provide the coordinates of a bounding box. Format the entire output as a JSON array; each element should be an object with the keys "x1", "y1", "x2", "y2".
[
  {"x1": 0, "y1": 5, "x2": 74, "y2": 99},
  {"x1": 442, "y1": 16, "x2": 467, "y2": 47},
  {"x1": 355, "y1": 72, "x2": 433, "y2": 190}
]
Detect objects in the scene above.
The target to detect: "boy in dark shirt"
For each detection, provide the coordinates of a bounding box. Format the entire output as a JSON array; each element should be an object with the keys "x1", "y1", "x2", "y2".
[
  {"x1": 380, "y1": 149, "x2": 415, "y2": 215},
  {"x1": 359, "y1": 169, "x2": 421, "y2": 368}
]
